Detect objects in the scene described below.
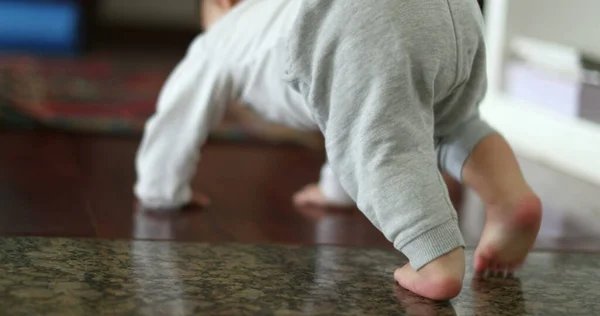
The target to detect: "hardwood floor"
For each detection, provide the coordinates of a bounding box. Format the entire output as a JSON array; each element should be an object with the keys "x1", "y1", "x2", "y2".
[
  {"x1": 0, "y1": 130, "x2": 391, "y2": 248},
  {"x1": 0, "y1": 132, "x2": 96, "y2": 237},
  {"x1": 1, "y1": 129, "x2": 600, "y2": 253}
]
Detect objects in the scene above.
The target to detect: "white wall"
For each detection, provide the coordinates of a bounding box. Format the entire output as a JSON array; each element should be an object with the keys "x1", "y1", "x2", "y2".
[
  {"x1": 98, "y1": 0, "x2": 199, "y2": 29},
  {"x1": 506, "y1": 0, "x2": 600, "y2": 59}
]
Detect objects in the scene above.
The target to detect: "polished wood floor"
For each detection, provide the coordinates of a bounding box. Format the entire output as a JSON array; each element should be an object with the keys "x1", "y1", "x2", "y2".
[
  {"x1": 1, "y1": 129, "x2": 600, "y2": 252},
  {"x1": 0, "y1": 130, "x2": 390, "y2": 248}
]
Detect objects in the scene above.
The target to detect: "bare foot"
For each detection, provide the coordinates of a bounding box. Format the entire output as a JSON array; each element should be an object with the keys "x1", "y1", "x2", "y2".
[
  {"x1": 189, "y1": 192, "x2": 211, "y2": 208},
  {"x1": 459, "y1": 134, "x2": 543, "y2": 275},
  {"x1": 474, "y1": 192, "x2": 542, "y2": 275},
  {"x1": 394, "y1": 247, "x2": 465, "y2": 301},
  {"x1": 293, "y1": 183, "x2": 354, "y2": 208}
]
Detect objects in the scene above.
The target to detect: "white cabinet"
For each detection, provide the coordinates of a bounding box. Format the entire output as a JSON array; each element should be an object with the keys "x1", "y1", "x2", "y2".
[{"x1": 481, "y1": 0, "x2": 600, "y2": 185}]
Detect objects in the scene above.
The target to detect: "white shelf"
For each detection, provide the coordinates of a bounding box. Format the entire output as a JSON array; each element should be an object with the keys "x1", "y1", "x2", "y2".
[
  {"x1": 480, "y1": 93, "x2": 600, "y2": 186},
  {"x1": 483, "y1": 0, "x2": 600, "y2": 185}
]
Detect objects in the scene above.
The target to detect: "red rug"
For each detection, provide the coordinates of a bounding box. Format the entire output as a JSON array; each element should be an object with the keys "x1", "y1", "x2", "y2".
[{"x1": 0, "y1": 55, "x2": 322, "y2": 148}]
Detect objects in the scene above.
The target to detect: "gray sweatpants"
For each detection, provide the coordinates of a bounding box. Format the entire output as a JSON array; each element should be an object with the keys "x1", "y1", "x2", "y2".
[{"x1": 285, "y1": 0, "x2": 496, "y2": 269}]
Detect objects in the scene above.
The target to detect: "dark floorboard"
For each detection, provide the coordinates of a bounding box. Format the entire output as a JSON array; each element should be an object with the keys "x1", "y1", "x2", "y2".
[
  {"x1": 2, "y1": 129, "x2": 600, "y2": 253},
  {"x1": 0, "y1": 132, "x2": 96, "y2": 237}
]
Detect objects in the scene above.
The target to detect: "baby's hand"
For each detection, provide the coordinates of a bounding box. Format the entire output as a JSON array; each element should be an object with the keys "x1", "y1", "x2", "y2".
[{"x1": 136, "y1": 192, "x2": 211, "y2": 213}]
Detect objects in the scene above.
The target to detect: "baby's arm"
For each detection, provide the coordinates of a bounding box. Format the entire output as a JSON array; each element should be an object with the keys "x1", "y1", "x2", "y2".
[{"x1": 135, "y1": 37, "x2": 238, "y2": 210}]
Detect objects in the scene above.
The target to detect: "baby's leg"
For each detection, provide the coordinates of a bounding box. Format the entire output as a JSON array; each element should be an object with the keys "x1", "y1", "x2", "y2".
[
  {"x1": 286, "y1": 0, "x2": 468, "y2": 300},
  {"x1": 294, "y1": 162, "x2": 355, "y2": 207},
  {"x1": 431, "y1": 10, "x2": 542, "y2": 275},
  {"x1": 437, "y1": 117, "x2": 541, "y2": 275},
  {"x1": 463, "y1": 134, "x2": 541, "y2": 274},
  {"x1": 421, "y1": 0, "x2": 541, "y2": 276}
]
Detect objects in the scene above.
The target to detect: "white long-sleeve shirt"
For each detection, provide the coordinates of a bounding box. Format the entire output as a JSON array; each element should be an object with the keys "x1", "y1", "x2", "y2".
[{"x1": 134, "y1": 0, "x2": 352, "y2": 209}]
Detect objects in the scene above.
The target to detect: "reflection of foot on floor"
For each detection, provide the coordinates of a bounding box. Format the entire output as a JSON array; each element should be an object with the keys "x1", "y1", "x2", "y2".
[
  {"x1": 135, "y1": 192, "x2": 211, "y2": 213},
  {"x1": 293, "y1": 200, "x2": 385, "y2": 247},
  {"x1": 471, "y1": 276, "x2": 526, "y2": 315},
  {"x1": 394, "y1": 283, "x2": 457, "y2": 315},
  {"x1": 294, "y1": 204, "x2": 348, "y2": 222}
]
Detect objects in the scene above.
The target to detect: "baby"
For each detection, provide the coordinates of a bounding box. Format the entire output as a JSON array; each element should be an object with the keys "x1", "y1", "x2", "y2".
[{"x1": 135, "y1": 0, "x2": 542, "y2": 300}]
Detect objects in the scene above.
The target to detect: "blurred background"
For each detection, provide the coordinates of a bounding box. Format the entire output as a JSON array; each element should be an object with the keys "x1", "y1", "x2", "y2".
[
  {"x1": 0, "y1": 0, "x2": 599, "y2": 253},
  {"x1": 0, "y1": 0, "x2": 322, "y2": 146}
]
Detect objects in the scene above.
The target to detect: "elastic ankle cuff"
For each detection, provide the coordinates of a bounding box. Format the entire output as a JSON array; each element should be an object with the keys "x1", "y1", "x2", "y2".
[
  {"x1": 398, "y1": 219, "x2": 465, "y2": 270},
  {"x1": 436, "y1": 118, "x2": 497, "y2": 182}
]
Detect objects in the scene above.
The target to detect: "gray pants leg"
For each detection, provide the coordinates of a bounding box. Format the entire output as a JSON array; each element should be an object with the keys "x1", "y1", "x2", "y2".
[{"x1": 286, "y1": 0, "x2": 489, "y2": 269}]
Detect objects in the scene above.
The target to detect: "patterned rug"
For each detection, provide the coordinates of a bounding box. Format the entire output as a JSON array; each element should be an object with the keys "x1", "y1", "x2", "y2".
[{"x1": 0, "y1": 55, "x2": 323, "y2": 149}]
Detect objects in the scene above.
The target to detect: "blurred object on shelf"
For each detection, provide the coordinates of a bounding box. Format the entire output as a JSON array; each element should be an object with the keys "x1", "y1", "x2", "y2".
[
  {"x1": 505, "y1": 37, "x2": 600, "y2": 124},
  {"x1": 0, "y1": 0, "x2": 83, "y2": 56}
]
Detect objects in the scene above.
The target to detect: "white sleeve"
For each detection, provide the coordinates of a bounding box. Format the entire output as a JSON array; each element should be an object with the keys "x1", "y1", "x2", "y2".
[
  {"x1": 134, "y1": 37, "x2": 238, "y2": 209},
  {"x1": 318, "y1": 162, "x2": 354, "y2": 206}
]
